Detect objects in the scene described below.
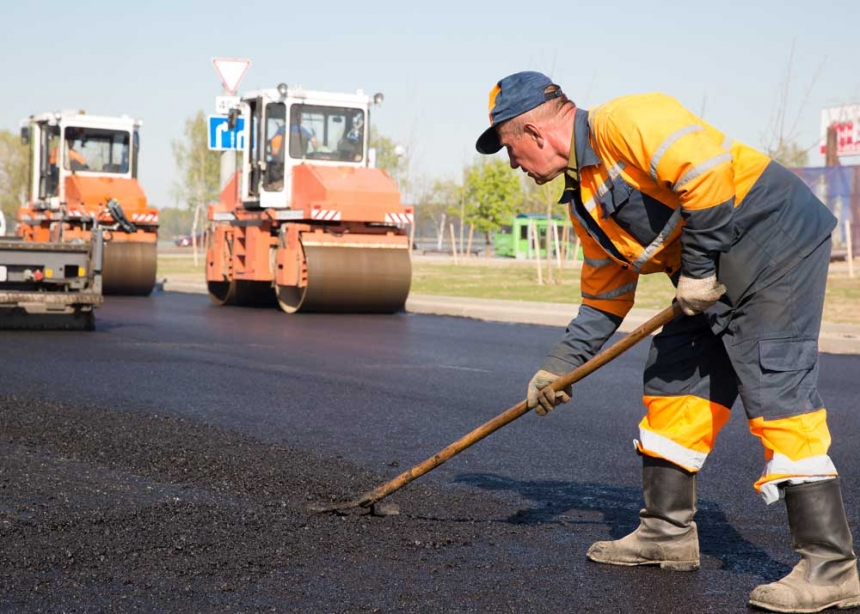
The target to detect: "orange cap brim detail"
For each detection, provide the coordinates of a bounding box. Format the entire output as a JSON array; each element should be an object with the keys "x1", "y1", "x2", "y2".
[{"x1": 487, "y1": 84, "x2": 501, "y2": 124}]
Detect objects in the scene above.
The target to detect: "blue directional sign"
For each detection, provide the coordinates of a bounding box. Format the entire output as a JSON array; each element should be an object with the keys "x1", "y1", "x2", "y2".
[{"x1": 207, "y1": 116, "x2": 246, "y2": 151}]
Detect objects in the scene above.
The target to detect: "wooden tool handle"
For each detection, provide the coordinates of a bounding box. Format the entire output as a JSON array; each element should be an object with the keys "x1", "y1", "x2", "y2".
[{"x1": 335, "y1": 303, "x2": 682, "y2": 511}]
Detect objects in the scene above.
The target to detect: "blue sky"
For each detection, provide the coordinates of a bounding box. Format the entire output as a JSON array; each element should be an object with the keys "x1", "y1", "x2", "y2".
[{"x1": 2, "y1": 0, "x2": 859, "y2": 208}]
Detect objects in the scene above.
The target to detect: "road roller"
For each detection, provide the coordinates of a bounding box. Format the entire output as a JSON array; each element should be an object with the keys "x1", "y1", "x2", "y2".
[
  {"x1": 206, "y1": 84, "x2": 413, "y2": 314},
  {"x1": 16, "y1": 111, "x2": 159, "y2": 296}
]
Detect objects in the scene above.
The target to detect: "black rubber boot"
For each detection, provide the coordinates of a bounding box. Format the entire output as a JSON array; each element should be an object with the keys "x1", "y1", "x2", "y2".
[
  {"x1": 587, "y1": 455, "x2": 700, "y2": 571},
  {"x1": 749, "y1": 478, "x2": 860, "y2": 613}
]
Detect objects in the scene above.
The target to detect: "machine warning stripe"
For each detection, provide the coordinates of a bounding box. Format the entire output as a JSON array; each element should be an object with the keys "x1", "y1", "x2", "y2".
[
  {"x1": 385, "y1": 213, "x2": 414, "y2": 224},
  {"x1": 131, "y1": 213, "x2": 159, "y2": 223},
  {"x1": 310, "y1": 210, "x2": 342, "y2": 221},
  {"x1": 300, "y1": 241, "x2": 409, "y2": 249}
]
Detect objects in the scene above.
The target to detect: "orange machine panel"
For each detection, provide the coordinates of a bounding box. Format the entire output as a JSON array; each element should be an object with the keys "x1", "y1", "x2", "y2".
[
  {"x1": 291, "y1": 164, "x2": 401, "y2": 222},
  {"x1": 65, "y1": 175, "x2": 147, "y2": 211}
]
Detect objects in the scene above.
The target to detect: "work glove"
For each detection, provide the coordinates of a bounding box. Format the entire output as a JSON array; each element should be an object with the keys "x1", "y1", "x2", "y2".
[
  {"x1": 527, "y1": 369, "x2": 572, "y2": 417},
  {"x1": 675, "y1": 274, "x2": 727, "y2": 316}
]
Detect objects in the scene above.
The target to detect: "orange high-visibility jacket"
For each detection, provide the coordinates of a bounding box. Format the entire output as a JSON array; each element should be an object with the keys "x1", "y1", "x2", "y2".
[
  {"x1": 543, "y1": 93, "x2": 835, "y2": 373},
  {"x1": 270, "y1": 133, "x2": 284, "y2": 158},
  {"x1": 49, "y1": 146, "x2": 87, "y2": 168}
]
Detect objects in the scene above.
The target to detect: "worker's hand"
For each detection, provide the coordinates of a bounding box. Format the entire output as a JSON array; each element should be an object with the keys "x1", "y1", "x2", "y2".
[
  {"x1": 675, "y1": 274, "x2": 727, "y2": 316},
  {"x1": 527, "y1": 369, "x2": 572, "y2": 417}
]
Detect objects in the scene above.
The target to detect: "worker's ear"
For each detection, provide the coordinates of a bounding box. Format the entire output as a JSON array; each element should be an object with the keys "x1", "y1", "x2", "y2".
[{"x1": 523, "y1": 123, "x2": 544, "y2": 148}]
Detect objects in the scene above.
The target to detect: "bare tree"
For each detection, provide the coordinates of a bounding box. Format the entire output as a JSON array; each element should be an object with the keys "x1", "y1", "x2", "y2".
[{"x1": 761, "y1": 41, "x2": 826, "y2": 168}]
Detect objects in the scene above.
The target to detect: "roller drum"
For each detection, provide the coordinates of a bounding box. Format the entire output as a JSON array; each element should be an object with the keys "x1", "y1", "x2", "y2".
[
  {"x1": 102, "y1": 241, "x2": 157, "y2": 296},
  {"x1": 207, "y1": 280, "x2": 236, "y2": 306},
  {"x1": 277, "y1": 243, "x2": 411, "y2": 314},
  {"x1": 208, "y1": 280, "x2": 277, "y2": 307}
]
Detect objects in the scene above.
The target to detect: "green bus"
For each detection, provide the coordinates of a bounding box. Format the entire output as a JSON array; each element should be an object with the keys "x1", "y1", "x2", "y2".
[{"x1": 493, "y1": 213, "x2": 577, "y2": 259}]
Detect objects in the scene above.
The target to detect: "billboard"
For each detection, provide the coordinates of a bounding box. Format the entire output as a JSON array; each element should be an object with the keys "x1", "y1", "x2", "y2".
[{"x1": 820, "y1": 104, "x2": 860, "y2": 157}]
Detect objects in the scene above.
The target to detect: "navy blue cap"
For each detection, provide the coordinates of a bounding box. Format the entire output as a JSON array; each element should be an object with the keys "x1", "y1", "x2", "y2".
[{"x1": 475, "y1": 71, "x2": 563, "y2": 154}]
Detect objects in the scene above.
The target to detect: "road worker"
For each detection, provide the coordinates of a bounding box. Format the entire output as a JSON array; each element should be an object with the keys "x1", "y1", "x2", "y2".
[
  {"x1": 475, "y1": 70, "x2": 859, "y2": 613},
  {"x1": 49, "y1": 128, "x2": 88, "y2": 172},
  {"x1": 266, "y1": 120, "x2": 288, "y2": 189},
  {"x1": 289, "y1": 120, "x2": 317, "y2": 157},
  {"x1": 64, "y1": 128, "x2": 88, "y2": 171},
  {"x1": 46, "y1": 128, "x2": 88, "y2": 195},
  {"x1": 269, "y1": 111, "x2": 318, "y2": 160},
  {"x1": 270, "y1": 125, "x2": 284, "y2": 158}
]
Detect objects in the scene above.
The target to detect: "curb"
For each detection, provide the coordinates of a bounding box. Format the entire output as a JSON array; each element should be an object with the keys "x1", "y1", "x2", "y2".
[{"x1": 404, "y1": 295, "x2": 860, "y2": 356}]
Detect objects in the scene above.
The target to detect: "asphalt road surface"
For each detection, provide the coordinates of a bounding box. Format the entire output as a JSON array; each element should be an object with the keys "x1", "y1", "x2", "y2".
[{"x1": 2, "y1": 292, "x2": 860, "y2": 613}]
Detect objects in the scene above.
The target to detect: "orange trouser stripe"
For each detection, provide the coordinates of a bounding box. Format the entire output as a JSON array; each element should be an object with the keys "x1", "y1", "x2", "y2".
[
  {"x1": 638, "y1": 395, "x2": 732, "y2": 470},
  {"x1": 749, "y1": 409, "x2": 837, "y2": 499},
  {"x1": 748, "y1": 408, "x2": 831, "y2": 461}
]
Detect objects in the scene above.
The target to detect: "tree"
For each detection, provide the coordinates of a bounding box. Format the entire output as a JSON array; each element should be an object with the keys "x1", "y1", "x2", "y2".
[
  {"x1": 0, "y1": 129, "x2": 29, "y2": 232},
  {"x1": 760, "y1": 41, "x2": 821, "y2": 169},
  {"x1": 171, "y1": 111, "x2": 221, "y2": 259},
  {"x1": 370, "y1": 127, "x2": 409, "y2": 197},
  {"x1": 157, "y1": 207, "x2": 195, "y2": 239},
  {"x1": 462, "y1": 158, "x2": 523, "y2": 247},
  {"x1": 523, "y1": 176, "x2": 567, "y2": 218},
  {"x1": 519, "y1": 175, "x2": 568, "y2": 214},
  {"x1": 171, "y1": 111, "x2": 221, "y2": 210},
  {"x1": 766, "y1": 139, "x2": 809, "y2": 168},
  {"x1": 415, "y1": 178, "x2": 462, "y2": 250},
  {"x1": 524, "y1": 175, "x2": 568, "y2": 282}
]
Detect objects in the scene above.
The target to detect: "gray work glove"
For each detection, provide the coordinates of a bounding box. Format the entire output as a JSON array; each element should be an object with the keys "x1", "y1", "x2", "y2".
[
  {"x1": 675, "y1": 274, "x2": 727, "y2": 316},
  {"x1": 527, "y1": 369, "x2": 572, "y2": 417}
]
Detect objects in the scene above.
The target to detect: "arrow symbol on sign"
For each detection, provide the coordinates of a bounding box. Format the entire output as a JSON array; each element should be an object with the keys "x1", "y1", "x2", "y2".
[{"x1": 215, "y1": 122, "x2": 228, "y2": 148}]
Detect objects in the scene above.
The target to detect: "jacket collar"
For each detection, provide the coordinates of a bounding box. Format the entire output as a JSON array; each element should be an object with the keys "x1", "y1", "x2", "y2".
[
  {"x1": 573, "y1": 107, "x2": 600, "y2": 171},
  {"x1": 560, "y1": 107, "x2": 600, "y2": 203}
]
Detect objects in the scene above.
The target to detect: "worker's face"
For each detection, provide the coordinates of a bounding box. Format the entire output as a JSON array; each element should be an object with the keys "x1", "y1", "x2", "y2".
[{"x1": 498, "y1": 123, "x2": 560, "y2": 185}]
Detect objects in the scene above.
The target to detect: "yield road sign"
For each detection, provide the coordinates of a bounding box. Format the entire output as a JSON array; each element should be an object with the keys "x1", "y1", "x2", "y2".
[
  {"x1": 208, "y1": 116, "x2": 246, "y2": 151},
  {"x1": 212, "y1": 58, "x2": 251, "y2": 94}
]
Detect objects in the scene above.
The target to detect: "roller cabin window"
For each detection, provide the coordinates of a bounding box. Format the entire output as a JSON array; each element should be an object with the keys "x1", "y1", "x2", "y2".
[
  {"x1": 44, "y1": 126, "x2": 61, "y2": 197},
  {"x1": 288, "y1": 105, "x2": 365, "y2": 162},
  {"x1": 63, "y1": 128, "x2": 130, "y2": 174},
  {"x1": 265, "y1": 102, "x2": 287, "y2": 191}
]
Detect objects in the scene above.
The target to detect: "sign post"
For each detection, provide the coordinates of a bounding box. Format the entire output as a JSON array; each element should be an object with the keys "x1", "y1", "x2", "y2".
[{"x1": 212, "y1": 58, "x2": 252, "y2": 195}]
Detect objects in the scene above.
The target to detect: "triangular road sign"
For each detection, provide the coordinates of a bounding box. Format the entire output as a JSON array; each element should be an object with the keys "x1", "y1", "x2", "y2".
[{"x1": 212, "y1": 58, "x2": 251, "y2": 94}]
